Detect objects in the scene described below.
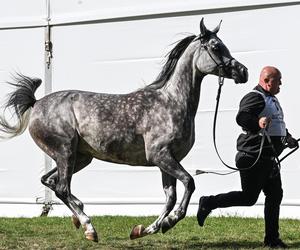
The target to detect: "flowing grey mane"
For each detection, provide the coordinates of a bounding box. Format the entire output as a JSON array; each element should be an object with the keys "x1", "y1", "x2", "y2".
[
  {"x1": 0, "y1": 19, "x2": 248, "y2": 242},
  {"x1": 146, "y1": 35, "x2": 197, "y2": 90}
]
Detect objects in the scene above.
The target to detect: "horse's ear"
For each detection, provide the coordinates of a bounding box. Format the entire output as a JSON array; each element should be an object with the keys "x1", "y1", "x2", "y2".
[
  {"x1": 212, "y1": 20, "x2": 222, "y2": 34},
  {"x1": 199, "y1": 18, "x2": 207, "y2": 38}
]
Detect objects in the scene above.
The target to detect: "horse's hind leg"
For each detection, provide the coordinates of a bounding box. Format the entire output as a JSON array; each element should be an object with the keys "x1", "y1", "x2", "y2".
[
  {"x1": 54, "y1": 152, "x2": 98, "y2": 242},
  {"x1": 69, "y1": 153, "x2": 93, "y2": 229},
  {"x1": 41, "y1": 152, "x2": 94, "y2": 234},
  {"x1": 42, "y1": 167, "x2": 83, "y2": 212},
  {"x1": 38, "y1": 137, "x2": 97, "y2": 241},
  {"x1": 30, "y1": 110, "x2": 97, "y2": 241},
  {"x1": 130, "y1": 171, "x2": 177, "y2": 239},
  {"x1": 42, "y1": 167, "x2": 85, "y2": 229},
  {"x1": 41, "y1": 153, "x2": 92, "y2": 211}
]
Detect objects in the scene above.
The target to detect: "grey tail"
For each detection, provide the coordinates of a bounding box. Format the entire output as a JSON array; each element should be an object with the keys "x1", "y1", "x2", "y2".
[{"x1": 0, "y1": 73, "x2": 42, "y2": 139}]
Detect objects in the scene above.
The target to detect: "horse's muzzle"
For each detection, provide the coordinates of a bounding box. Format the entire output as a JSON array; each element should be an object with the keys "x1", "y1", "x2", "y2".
[{"x1": 230, "y1": 59, "x2": 248, "y2": 84}]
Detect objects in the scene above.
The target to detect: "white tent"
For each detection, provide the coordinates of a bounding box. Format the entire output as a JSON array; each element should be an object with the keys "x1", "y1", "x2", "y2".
[{"x1": 0, "y1": 0, "x2": 300, "y2": 218}]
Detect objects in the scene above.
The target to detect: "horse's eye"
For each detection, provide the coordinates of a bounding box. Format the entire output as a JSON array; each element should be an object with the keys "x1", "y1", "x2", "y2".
[{"x1": 211, "y1": 44, "x2": 219, "y2": 51}]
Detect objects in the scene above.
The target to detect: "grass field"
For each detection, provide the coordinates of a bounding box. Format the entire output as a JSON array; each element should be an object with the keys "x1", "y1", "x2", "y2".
[{"x1": 0, "y1": 216, "x2": 300, "y2": 249}]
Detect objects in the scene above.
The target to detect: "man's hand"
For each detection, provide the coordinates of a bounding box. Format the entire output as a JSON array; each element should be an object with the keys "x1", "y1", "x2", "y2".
[
  {"x1": 286, "y1": 135, "x2": 299, "y2": 149},
  {"x1": 259, "y1": 117, "x2": 271, "y2": 129}
]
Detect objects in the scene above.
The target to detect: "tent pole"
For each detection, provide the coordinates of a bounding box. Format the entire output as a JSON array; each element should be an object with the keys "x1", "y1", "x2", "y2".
[{"x1": 41, "y1": 0, "x2": 53, "y2": 216}]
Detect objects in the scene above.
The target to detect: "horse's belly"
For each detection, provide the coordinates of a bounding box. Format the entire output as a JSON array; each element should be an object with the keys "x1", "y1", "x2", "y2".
[
  {"x1": 78, "y1": 135, "x2": 151, "y2": 166},
  {"x1": 93, "y1": 148, "x2": 150, "y2": 166}
]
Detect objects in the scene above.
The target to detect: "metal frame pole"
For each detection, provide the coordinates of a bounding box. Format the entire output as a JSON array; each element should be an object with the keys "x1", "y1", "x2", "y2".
[{"x1": 41, "y1": 0, "x2": 53, "y2": 216}]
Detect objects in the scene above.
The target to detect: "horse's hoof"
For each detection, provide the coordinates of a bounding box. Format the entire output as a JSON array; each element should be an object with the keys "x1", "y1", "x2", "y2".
[
  {"x1": 85, "y1": 231, "x2": 99, "y2": 242},
  {"x1": 130, "y1": 224, "x2": 145, "y2": 240},
  {"x1": 71, "y1": 215, "x2": 81, "y2": 229}
]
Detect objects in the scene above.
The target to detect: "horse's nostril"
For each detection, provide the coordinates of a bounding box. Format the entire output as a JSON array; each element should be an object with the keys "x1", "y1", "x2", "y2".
[{"x1": 243, "y1": 68, "x2": 249, "y2": 80}]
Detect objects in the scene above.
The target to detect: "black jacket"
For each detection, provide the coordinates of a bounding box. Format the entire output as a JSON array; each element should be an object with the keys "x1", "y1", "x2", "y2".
[{"x1": 236, "y1": 85, "x2": 287, "y2": 156}]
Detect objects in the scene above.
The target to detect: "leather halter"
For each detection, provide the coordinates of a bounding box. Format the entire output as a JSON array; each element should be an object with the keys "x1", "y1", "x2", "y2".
[{"x1": 200, "y1": 42, "x2": 234, "y2": 77}]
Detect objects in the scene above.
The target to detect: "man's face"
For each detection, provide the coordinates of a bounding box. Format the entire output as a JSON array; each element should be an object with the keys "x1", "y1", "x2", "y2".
[{"x1": 266, "y1": 71, "x2": 282, "y2": 95}]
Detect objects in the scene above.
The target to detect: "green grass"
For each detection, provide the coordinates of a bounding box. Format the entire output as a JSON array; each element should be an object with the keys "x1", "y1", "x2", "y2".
[{"x1": 0, "y1": 216, "x2": 300, "y2": 249}]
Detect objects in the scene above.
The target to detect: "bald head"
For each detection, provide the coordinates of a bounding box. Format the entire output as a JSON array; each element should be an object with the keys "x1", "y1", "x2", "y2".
[{"x1": 259, "y1": 66, "x2": 282, "y2": 95}]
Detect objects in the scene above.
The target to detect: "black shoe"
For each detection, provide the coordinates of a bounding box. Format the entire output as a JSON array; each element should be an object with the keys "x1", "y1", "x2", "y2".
[
  {"x1": 197, "y1": 196, "x2": 211, "y2": 227},
  {"x1": 264, "y1": 238, "x2": 288, "y2": 249}
]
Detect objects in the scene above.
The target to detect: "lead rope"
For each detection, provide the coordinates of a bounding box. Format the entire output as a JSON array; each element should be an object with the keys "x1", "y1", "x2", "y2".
[
  {"x1": 266, "y1": 135, "x2": 300, "y2": 178},
  {"x1": 193, "y1": 46, "x2": 299, "y2": 176},
  {"x1": 279, "y1": 138, "x2": 300, "y2": 163},
  {"x1": 194, "y1": 72, "x2": 299, "y2": 176},
  {"x1": 194, "y1": 68, "x2": 266, "y2": 176}
]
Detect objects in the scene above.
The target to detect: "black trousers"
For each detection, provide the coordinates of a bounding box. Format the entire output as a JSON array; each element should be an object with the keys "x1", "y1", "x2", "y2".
[{"x1": 206, "y1": 151, "x2": 283, "y2": 241}]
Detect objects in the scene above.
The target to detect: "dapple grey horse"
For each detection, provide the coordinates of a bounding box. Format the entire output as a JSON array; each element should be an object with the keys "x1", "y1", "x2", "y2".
[{"x1": 0, "y1": 19, "x2": 248, "y2": 241}]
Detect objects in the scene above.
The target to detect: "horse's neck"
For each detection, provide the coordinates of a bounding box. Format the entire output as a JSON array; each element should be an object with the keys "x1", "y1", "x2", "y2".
[{"x1": 162, "y1": 45, "x2": 204, "y2": 117}]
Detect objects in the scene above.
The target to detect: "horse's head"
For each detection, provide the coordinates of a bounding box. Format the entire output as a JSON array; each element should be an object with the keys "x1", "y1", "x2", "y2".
[{"x1": 194, "y1": 18, "x2": 248, "y2": 83}]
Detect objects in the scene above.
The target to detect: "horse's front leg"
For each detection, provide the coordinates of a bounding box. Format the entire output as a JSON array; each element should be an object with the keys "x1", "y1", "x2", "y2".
[
  {"x1": 158, "y1": 155, "x2": 195, "y2": 234},
  {"x1": 130, "y1": 171, "x2": 177, "y2": 239},
  {"x1": 161, "y1": 168, "x2": 195, "y2": 233},
  {"x1": 130, "y1": 147, "x2": 195, "y2": 238}
]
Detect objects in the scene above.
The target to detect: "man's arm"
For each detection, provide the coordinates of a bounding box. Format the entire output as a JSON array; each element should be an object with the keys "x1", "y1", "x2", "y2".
[{"x1": 236, "y1": 92, "x2": 265, "y2": 132}]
